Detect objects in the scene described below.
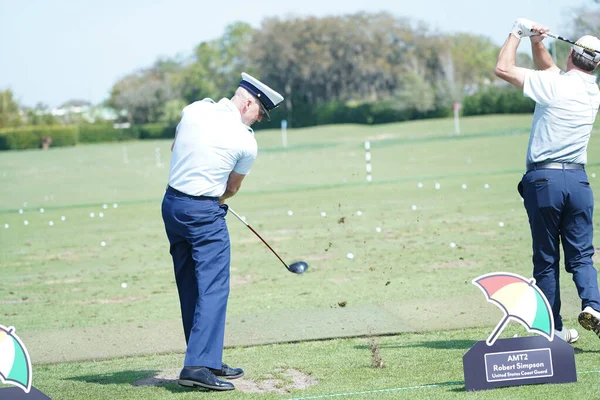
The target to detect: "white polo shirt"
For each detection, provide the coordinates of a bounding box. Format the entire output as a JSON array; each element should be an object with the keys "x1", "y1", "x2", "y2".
[
  {"x1": 523, "y1": 69, "x2": 600, "y2": 167},
  {"x1": 168, "y1": 98, "x2": 257, "y2": 197}
]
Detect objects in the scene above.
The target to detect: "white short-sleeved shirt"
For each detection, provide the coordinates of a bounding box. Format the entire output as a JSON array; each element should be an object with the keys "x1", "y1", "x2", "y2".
[
  {"x1": 523, "y1": 69, "x2": 600, "y2": 167},
  {"x1": 168, "y1": 98, "x2": 257, "y2": 197}
]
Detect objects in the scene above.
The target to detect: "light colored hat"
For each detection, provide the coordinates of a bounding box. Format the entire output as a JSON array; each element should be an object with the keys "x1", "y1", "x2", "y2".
[
  {"x1": 238, "y1": 72, "x2": 284, "y2": 120},
  {"x1": 573, "y1": 35, "x2": 600, "y2": 63}
]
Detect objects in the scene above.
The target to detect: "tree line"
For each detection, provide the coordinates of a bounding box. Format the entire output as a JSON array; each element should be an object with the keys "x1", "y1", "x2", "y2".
[{"x1": 1, "y1": 8, "x2": 597, "y2": 131}]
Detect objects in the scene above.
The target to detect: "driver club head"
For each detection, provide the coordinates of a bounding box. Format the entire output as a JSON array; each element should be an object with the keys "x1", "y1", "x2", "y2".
[{"x1": 287, "y1": 261, "x2": 308, "y2": 274}]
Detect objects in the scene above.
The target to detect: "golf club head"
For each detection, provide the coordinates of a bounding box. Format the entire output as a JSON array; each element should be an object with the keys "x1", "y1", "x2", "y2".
[{"x1": 288, "y1": 261, "x2": 308, "y2": 274}]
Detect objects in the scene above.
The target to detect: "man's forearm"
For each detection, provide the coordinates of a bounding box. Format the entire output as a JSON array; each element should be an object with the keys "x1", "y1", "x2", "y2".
[
  {"x1": 496, "y1": 34, "x2": 521, "y2": 73},
  {"x1": 531, "y1": 41, "x2": 555, "y2": 71}
]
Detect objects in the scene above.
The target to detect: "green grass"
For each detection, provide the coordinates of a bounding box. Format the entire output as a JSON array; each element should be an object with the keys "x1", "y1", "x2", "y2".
[{"x1": 2, "y1": 114, "x2": 600, "y2": 398}]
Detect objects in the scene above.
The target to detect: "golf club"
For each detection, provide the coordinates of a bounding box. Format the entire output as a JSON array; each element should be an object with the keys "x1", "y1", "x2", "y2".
[
  {"x1": 535, "y1": 31, "x2": 600, "y2": 57},
  {"x1": 227, "y1": 207, "x2": 308, "y2": 274}
]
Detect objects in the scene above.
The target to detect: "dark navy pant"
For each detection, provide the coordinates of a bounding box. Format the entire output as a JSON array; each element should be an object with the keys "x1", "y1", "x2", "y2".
[
  {"x1": 161, "y1": 188, "x2": 230, "y2": 369},
  {"x1": 521, "y1": 168, "x2": 600, "y2": 330}
]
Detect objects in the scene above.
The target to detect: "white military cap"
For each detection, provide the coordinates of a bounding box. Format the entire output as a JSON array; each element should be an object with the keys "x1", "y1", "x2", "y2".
[
  {"x1": 238, "y1": 72, "x2": 284, "y2": 120},
  {"x1": 573, "y1": 35, "x2": 600, "y2": 63}
]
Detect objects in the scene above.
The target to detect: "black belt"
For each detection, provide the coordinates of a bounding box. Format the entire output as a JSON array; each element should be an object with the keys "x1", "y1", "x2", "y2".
[
  {"x1": 526, "y1": 162, "x2": 585, "y2": 172},
  {"x1": 166, "y1": 185, "x2": 218, "y2": 200}
]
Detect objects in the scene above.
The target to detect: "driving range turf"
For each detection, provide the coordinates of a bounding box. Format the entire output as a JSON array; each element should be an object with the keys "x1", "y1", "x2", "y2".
[{"x1": 1, "y1": 114, "x2": 600, "y2": 398}]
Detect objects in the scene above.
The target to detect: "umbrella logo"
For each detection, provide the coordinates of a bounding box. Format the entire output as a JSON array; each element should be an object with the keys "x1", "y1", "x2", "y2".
[
  {"x1": 473, "y1": 272, "x2": 554, "y2": 346},
  {"x1": 0, "y1": 325, "x2": 32, "y2": 393}
]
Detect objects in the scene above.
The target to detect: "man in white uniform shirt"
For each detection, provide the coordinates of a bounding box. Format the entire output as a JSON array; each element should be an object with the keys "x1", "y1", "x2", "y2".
[
  {"x1": 162, "y1": 73, "x2": 283, "y2": 391},
  {"x1": 495, "y1": 18, "x2": 600, "y2": 343}
]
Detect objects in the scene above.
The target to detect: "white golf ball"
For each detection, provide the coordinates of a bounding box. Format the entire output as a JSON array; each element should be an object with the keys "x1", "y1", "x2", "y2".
[
  {"x1": 90, "y1": 212, "x2": 95, "y2": 218},
  {"x1": 321, "y1": 211, "x2": 327, "y2": 217},
  {"x1": 121, "y1": 282, "x2": 127, "y2": 289},
  {"x1": 287, "y1": 210, "x2": 293, "y2": 216},
  {"x1": 40, "y1": 208, "x2": 44, "y2": 213},
  {"x1": 376, "y1": 227, "x2": 382, "y2": 233},
  {"x1": 346, "y1": 252, "x2": 354, "y2": 260},
  {"x1": 593, "y1": 173, "x2": 597, "y2": 178},
  {"x1": 3, "y1": 224, "x2": 8, "y2": 229},
  {"x1": 484, "y1": 184, "x2": 490, "y2": 189},
  {"x1": 411, "y1": 205, "x2": 417, "y2": 211},
  {"x1": 24, "y1": 220, "x2": 28, "y2": 226},
  {"x1": 49, "y1": 221, "x2": 54, "y2": 226},
  {"x1": 461, "y1": 184, "x2": 468, "y2": 189},
  {"x1": 101, "y1": 241, "x2": 106, "y2": 247},
  {"x1": 366, "y1": 175, "x2": 373, "y2": 182},
  {"x1": 61, "y1": 216, "x2": 66, "y2": 221},
  {"x1": 113, "y1": 203, "x2": 118, "y2": 208},
  {"x1": 450, "y1": 242, "x2": 457, "y2": 248},
  {"x1": 356, "y1": 211, "x2": 363, "y2": 216},
  {"x1": 499, "y1": 222, "x2": 505, "y2": 227},
  {"x1": 99, "y1": 212, "x2": 104, "y2": 218},
  {"x1": 103, "y1": 204, "x2": 108, "y2": 209},
  {"x1": 417, "y1": 182, "x2": 423, "y2": 188},
  {"x1": 435, "y1": 183, "x2": 441, "y2": 190},
  {"x1": 19, "y1": 209, "x2": 23, "y2": 214}
]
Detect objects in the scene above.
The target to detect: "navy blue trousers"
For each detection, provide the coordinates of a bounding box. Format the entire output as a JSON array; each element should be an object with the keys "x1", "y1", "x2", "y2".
[
  {"x1": 161, "y1": 189, "x2": 230, "y2": 369},
  {"x1": 521, "y1": 168, "x2": 600, "y2": 330}
]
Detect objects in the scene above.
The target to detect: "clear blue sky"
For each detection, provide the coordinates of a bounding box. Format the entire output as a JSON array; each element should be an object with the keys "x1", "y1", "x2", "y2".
[{"x1": 0, "y1": 0, "x2": 591, "y2": 108}]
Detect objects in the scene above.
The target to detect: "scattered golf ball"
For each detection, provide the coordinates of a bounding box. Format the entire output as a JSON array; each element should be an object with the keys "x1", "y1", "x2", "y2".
[
  {"x1": 49, "y1": 221, "x2": 54, "y2": 226},
  {"x1": 346, "y1": 252, "x2": 355, "y2": 260},
  {"x1": 450, "y1": 242, "x2": 457, "y2": 248},
  {"x1": 121, "y1": 282, "x2": 127, "y2": 289},
  {"x1": 461, "y1": 184, "x2": 468, "y2": 189},
  {"x1": 435, "y1": 183, "x2": 441, "y2": 190},
  {"x1": 499, "y1": 222, "x2": 505, "y2": 227},
  {"x1": 411, "y1": 205, "x2": 417, "y2": 211},
  {"x1": 24, "y1": 220, "x2": 28, "y2": 226},
  {"x1": 113, "y1": 203, "x2": 118, "y2": 208},
  {"x1": 356, "y1": 211, "x2": 363, "y2": 216},
  {"x1": 366, "y1": 175, "x2": 373, "y2": 182},
  {"x1": 593, "y1": 173, "x2": 597, "y2": 178},
  {"x1": 99, "y1": 212, "x2": 104, "y2": 218},
  {"x1": 90, "y1": 212, "x2": 95, "y2": 218},
  {"x1": 61, "y1": 216, "x2": 66, "y2": 221},
  {"x1": 376, "y1": 227, "x2": 382, "y2": 233},
  {"x1": 484, "y1": 183, "x2": 490, "y2": 189},
  {"x1": 320, "y1": 211, "x2": 327, "y2": 217},
  {"x1": 4, "y1": 224, "x2": 8, "y2": 229},
  {"x1": 103, "y1": 204, "x2": 108, "y2": 209},
  {"x1": 287, "y1": 210, "x2": 293, "y2": 216},
  {"x1": 417, "y1": 182, "x2": 423, "y2": 188},
  {"x1": 101, "y1": 241, "x2": 106, "y2": 247},
  {"x1": 18, "y1": 209, "x2": 23, "y2": 214},
  {"x1": 40, "y1": 208, "x2": 44, "y2": 213}
]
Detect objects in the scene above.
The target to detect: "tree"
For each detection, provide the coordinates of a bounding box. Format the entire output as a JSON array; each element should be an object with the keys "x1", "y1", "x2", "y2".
[{"x1": 0, "y1": 90, "x2": 22, "y2": 128}]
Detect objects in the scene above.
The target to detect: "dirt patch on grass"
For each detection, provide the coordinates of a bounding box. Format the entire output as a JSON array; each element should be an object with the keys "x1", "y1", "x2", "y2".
[
  {"x1": 431, "y1": 260, "x2": 479, "y2": 269},
  {"x1": 79, "y1": 296, "x2": 147, "y2": 304},
  {"x1": 134, "y1": 368, "x2": 318, "y2": 394},
  {"x1": 231, "y1": 274, "x2": 252, "y2": 288},
  {"x1": 44, "y1": 278, "x2": 84, "y2": 285}
]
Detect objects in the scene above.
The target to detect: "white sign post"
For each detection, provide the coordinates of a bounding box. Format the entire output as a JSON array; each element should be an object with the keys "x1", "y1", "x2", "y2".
[
  {"x1": 281, "y1": 120, "x2": 288, "y2": 147},
  {"x1": 454, "y1": 102, "x2": 461, "y2": 135}
]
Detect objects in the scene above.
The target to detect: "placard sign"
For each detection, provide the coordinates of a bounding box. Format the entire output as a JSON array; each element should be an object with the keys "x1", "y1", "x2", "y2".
[{"x1": 463, "y1": 272, "x2": 577, "y2": 391}]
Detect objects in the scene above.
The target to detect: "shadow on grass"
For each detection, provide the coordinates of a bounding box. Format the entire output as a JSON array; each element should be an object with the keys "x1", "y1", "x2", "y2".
[
  {"x1": 353, "y1": 340, "x2": 476, "y2": 351},
  {"x1": 68, "y1": 370, "x2": 215, "y2": 393}
]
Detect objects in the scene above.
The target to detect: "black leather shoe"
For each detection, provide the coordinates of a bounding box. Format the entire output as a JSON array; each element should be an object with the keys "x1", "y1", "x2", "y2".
[
  {"x1": 178, "y1": 367, "x2": 234, "y2": 391},
  {"x1": 209, "y1": 363, "x2": 245, "y2": 379}
]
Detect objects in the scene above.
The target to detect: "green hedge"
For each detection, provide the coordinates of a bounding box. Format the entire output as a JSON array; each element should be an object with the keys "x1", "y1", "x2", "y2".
[
  {"x1": 78, "y1": 124, "x2": 139, "y2": 143},
  {"x1": 136, "y1": 123, "x2": 176, "y2": 139},
  {"x1": 462, "y1": 86, "x2": 535, "y2": 116},
  {"x1": 0, "y1": 126, "x2": 78, "y2": 150}
]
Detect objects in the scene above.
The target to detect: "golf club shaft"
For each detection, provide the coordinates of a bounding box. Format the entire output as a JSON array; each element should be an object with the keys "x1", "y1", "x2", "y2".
[
  {"x1": 228, "y1": 207, "x2": 290, "y2": 269},
  {"x1": 546, "y1": 32, "x2": 600, "y2": 54}
]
